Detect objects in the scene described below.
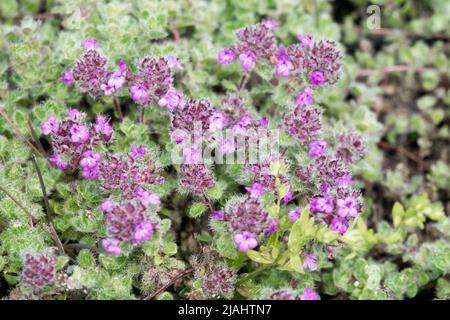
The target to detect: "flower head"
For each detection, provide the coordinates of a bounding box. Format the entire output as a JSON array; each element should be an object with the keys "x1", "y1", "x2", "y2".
[
  {"x1": 309, "y1": 70, "x2": 325, "y2": 86},
  {"x1": 21, "y1": 253, "x2": 56, "y2": 289},
  {"x1": 212, "y1": 211, "x2": 224, "y2": 220},
  {"x1": 262, "y1": 18, "x2": 279, "y2": 30},
  {"x1": 102, "y1": 238, "x2": 122, "y2": 256},
  {"x1": 183, "y1": 145, "x2": 202, "y2": 164},
  {"x1": 303, "y1": 254, "x2": 318, "y2": 271},
  {"x1": 158, "y1": 89, "x2": 184, "y2": 111},
  {"x1": 238, "y1": 51, "x2": 257, "y2": 71},
  {"x1": 295, "y1": 87, "x2": 314, "y2": 106},
  {"x1": 136, "y1": 187, "x2": 161, "y2": 207},
  {"x1": 81, "y1": 37, "x2": 100, "y2": 50},
  {"x1": 233, "y1": 231, "x2": 258, "y2": 252},
  {"x1": 310, "y1": 196, "x2": 334, "y2": 214},
  {"x1": 130, "y1": 84, "x2": 149, "y2": 103},
  {"x1": 41, "y1": 115, "x2": 58, "y2": 135},
  {"x1": 100, "y1": 199, "x2": 113, "y2": 213},
  {"x1": 336, "y1": 196, "x2": 358, "y2": 218},
  {"x1": 218, "y1": 49, "x2": 235, "y2": 65},
  {"x1": 166, "y1": 55, "x2": 184, "y2": 70},
  {"x1": 308, "y1": 140, "x2": 327, "y2": 158},
  {"x1": 209, "y1": 112, "x2": 229, "y2": 133},
  {"x1": 70, "y1": 124, "x2": 90, "y2": 143},
  {"x1": 130, "y1": 146, "x2": 145, "y2": 158},
  {"x1": 133, "y1": 222, "x2": 154, "y2": 244},
  {"x1": 80, "y1": 151, "x2": 102, "y2": 169},
  {"x1": 330, "y1": 217, "x2": 348, "y2": 235},
  {"x1": 300, "y1": 287, "x2": 319, "y2": 300},
  {"x1": 60, "y1": 70, "x2": 74, "y2": 85},
  {"x1": 219, "y1": 137, "x2": 236, "y2": 155},
  {"x1": 245, "y1": 182, "x2": 266, "y2": 198},
  {"x1": 288, "y1": 210, "x2": 301, "y2": 222},
  {"x1": 297, "y1": 34, "x2": 314, "y2": 47}
]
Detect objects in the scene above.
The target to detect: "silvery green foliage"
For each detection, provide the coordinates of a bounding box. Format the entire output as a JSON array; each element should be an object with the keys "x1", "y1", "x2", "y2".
[{"x1": 0, "y1": 0, "x2": 448, "y2": 300}]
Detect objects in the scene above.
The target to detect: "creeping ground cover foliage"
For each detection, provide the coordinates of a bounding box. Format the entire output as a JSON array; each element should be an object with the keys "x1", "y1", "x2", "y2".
[{"x1": 0, "y1": 0, "x2": 449, "y2": 300}]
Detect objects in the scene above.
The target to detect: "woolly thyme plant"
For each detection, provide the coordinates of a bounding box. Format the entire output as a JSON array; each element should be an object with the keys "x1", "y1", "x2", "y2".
[{"x1": 0, "y1": 17, "x2": 380, "y2": 300}]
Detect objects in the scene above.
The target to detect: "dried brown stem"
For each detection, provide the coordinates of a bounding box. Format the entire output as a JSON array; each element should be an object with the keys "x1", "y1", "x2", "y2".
[
  {"x1": 378, "y1": 141, "x2": 430, "y2": 171},
  {"x1": 144, "y1": 267, "x2": 194, "y2": 300},
  {"x1": 27, "y1": 115, "x2": 47, "y2": 157},
  {"x1": 0, "y1": 108, "x2": 46, "y2": 158},
  {"x1": 30, "y1": 155, "x2": 66, "y2": 255},
  {"x1": 113, "y1": 96, "x2": 124, "y2": 121},
  {"x1": 0, "y1": 185, "x2": 37, "y2": 224}
]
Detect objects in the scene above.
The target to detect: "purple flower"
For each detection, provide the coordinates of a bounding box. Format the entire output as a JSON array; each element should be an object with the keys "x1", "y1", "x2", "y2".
[
  {"x1": 238, "y1": 51, "x2": 256, "y2": 71},
  {"x1": 300, "y1": 287, "x2": 319, "y2": 300},
  {"x1": 309, "y1": 70, "x2": 325, "y2": 86},
  {"x1": 102, "y1": 238, "x2": 122, "y2": 256},
  {"x1": 320, "y1": 183, "x2": 329, "y2": 193},
  {"x1": 245, "y1": 182, "x2": 266, "y2": 198},
  {"x1": 66, "y1": 108, "x2": 82, "y2": 121},
  {"x1": 130, "y1": 84, "x2": 149, "y2": 103},
  {"x1": 310, "y1": 196, "x2": 334, "y2": 214},
  {"x1": 48, "y1": 154, "x2": 68, "y2": 170},
  {"x1": 308, "y1": 140, "x2": 327, "y2": 158},
  {"x1": 21, "y1": 254, "x2": 56, "y2": 289},
  {"x1": 219, "y1": 138, "x2": 236, "y2": 155},
  {"x1": 303, "y1": 254, "x2": 317, "y2": 271},
  {"x1": 81, "y1": 37, "x2": 100, "y2": 50},
  {"x1": 183, "y1": 146, "x2": 202, "y2": 164},
  {"x1": 209, "y1": 112, "x2": 229, "y2": 132},
  {"x1": 60, "y1": 70, "x2": 74, "y2": 85},
  {"x1": 166, "y1": 55, "x2": 184, "y2": 70},
  {"x1": 80, "y1": 151, "x2": 102, "y2": 169},
  {"x1": 297, "y1": 34, "x2": 314, "y2": 47},
  {"x1": 336, "y1": 196, "x2": 358, "y2": 218},
  {"x1": 100, "y1": 199, "x2": 113, "y2": 213},
  {"x1": 133, "y1": 222, "x2": 154, "y2": 244},
  {"x1": 218, "y1": 49, "x2": 235, "y2": 65},
  {"x1": 233, "y1": 231, "x2": 258, "y2": 252},
  {"x1": 159, "y1": 89, "x2": 184, "y2": 111},
  {"x1": 130, "y1": 146, "x2": 145, "y2": 158},
  {"x1": 295, "y1": 87, "x2": 314, "y2": 106},
  {"x1": 70, "y1": 124, "x2": 90, "y2": 143},
  {"x1": 212, "y1": 211, "x2": 224, "y2": 220},
  {"x1": 171, "y1": 130, "x2": 185, "y2": 145},
  {"x1": 288, "y1": 210, "x2": 301, "y2": 222},
  {"x1": 101, "y1": 72, "x2": 125, "y2": 95},
  {"x1": 266, "y1": 219, "x2": 279, "y2": 235},
  {"x1": 330, "y1": 217, "x2": 349, "y2": 235},
  {"x1": 283, "y1": 189, "x2": 293, "y2": 204},
  {"x1": 94, "y1": 115, "x2": 113, "y2": 137},
  {"x1": 259, "y1": 117, "x2": 269, "y2": 127},
  {"x1": 118, "y1": 60, "x2": 128, "y2": 72},
  {"x1": 239, "y1": 114, "x2": 254, "y2": 125},
  {"x1": 231, "y1": 122, "x2": 246, "y2": 136},
  {"x1": 262, "y1": 18, "x2": 279, "y2": 30},
  {"x1": 136, "y1": 187, "x2": 161, "y2": 207},
  {"x1": 41, "y1": 115, "x2": 58, "y2": 135},
  {"x1": 81, "y1": 167, "x2": 99, "y2": 180},
  {"x1": 336, "y1": 174, "x2": 352, "y2": 188},
  {"x1": 276, "y1": 58, "x2": 292, "y2": 77}
]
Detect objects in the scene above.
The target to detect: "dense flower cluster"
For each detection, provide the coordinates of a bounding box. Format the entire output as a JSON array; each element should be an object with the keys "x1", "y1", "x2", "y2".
[
  {"x1": 21, "y1": 254, "x2": 57, "y2": 289},
  {"x1": 97, "y1": 151, "x2": 164, "y2": 199},
  {"x1": 179, "y1": 164, "x2": 215, "y2": 196},
  {"x1": 101, "y1": 199, "x2": 157, "y2": 255},
  {"x1": 41, "y1": 109, "x2": 113, "y2": 176},
  {"x1": 282, "y1": 104, "x2": 322, "y2": 145},
  {"x1": 224, "y1": 196, "x2": 275, "y2": 251},
  {"x1": 190, "y1": 246, "x2": 236, "y2": 299}
]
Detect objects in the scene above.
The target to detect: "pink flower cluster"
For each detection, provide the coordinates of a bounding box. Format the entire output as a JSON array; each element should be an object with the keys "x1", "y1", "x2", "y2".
[
  {"x1": 224, "y1": 196, "x2": 276, "y2": 252},
  {"x1": 21, "y1": 253, "x2": 56, "y2": 289},
  {"x1": 101, "y1": 199, "x2": 157, "y2": 256},
  {"x1": 41, "y1": 109, "x2": 113, "y2": 174},
  {"x1": 63, "y1": 37, "x2": 184, "y2": 111}
]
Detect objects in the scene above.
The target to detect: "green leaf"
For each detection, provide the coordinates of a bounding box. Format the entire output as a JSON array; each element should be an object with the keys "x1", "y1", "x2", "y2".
[
  {"x1": 392, "y1": 202, "x2": 404, "y2": 228},
  {"x1": 188, "y1": 202, "x2": 207, "y2": 218},
  {"x1": 288, "y1": 207, "x2": 317, "y2": 254},
  {"x1": 246, "y1": 250, "x2": 273, "y2": 264}
]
